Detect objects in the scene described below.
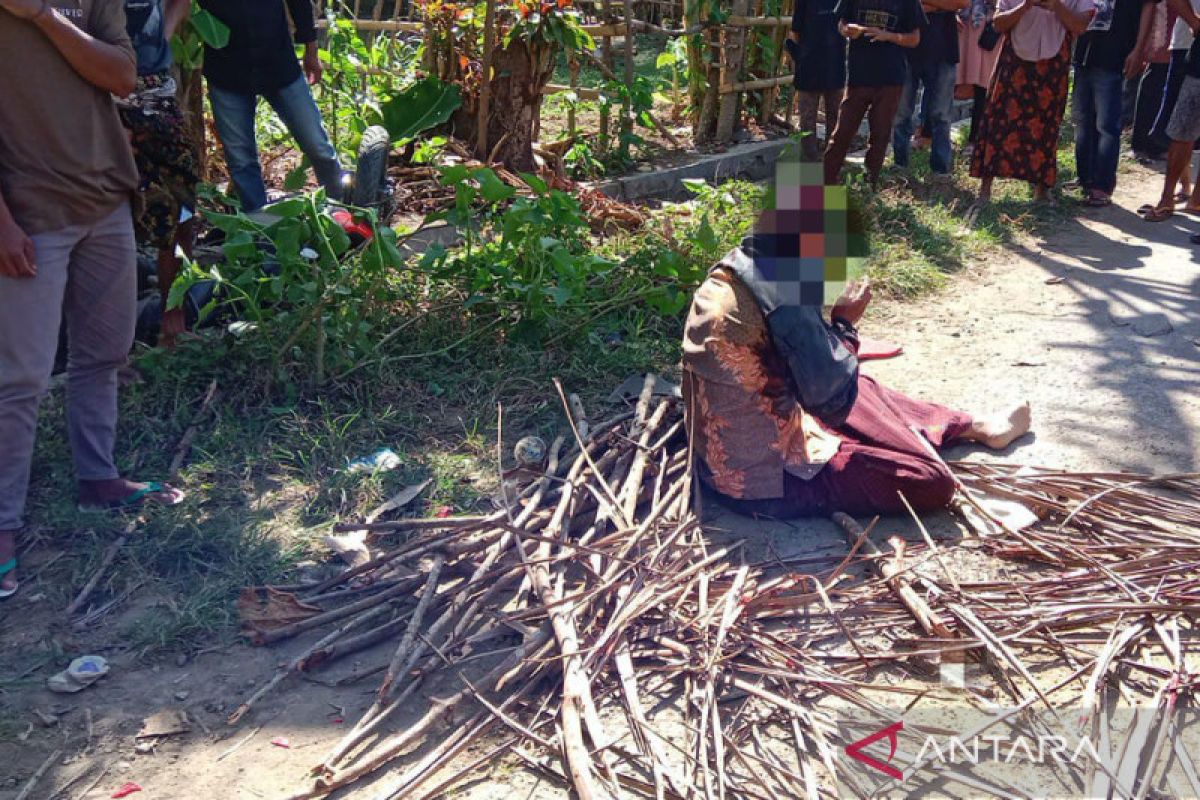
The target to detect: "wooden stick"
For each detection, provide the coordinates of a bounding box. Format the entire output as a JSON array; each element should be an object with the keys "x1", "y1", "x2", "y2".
[
  {"x1": 168, "y1": 378, "x2": 218, "y2": 479},
  {"x1": 16, "y1": 749, "x2": 60, "y2": 800},
  {"x1": 67, "y1": 519, "x2": 136, "y2": 616}
]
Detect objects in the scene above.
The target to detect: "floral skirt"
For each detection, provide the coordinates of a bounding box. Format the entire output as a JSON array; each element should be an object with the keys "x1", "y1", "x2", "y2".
[
  {"x1": 969, "y1": 37, "x2": 1070, "y2": 188},
  {"x1": 117, "y1": 73, "x2": 199, "y2": 250}
]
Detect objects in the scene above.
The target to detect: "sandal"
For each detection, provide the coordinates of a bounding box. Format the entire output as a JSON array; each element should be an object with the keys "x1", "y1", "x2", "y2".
[
  {"x1": 78, "y1": 481, "x2": 185, "y2": 513},
  {"x1": 0, "y1": 558, "x2": 17, "y2": 600},
  {"x1": 1084, "y1": 193, "x2": 1112, "y2": 208},
  {"x1": 1142, "y1": 206, "x2": 1174, "y2": 222}
]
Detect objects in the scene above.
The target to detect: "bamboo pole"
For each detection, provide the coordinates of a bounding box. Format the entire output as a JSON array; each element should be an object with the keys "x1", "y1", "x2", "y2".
[
  {"x1": 715, "y1": 0, "x2": 750, "y2": 142},
  {"x1": 719, "y1": 73, "x2": 792, "y2": 93},
  {"x1": 476, "y1": 0, "x2": 498, "y2": 159}
]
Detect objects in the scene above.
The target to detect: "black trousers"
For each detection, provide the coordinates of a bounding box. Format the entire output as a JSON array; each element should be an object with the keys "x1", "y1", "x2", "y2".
[{"x1": 1133, "y1": 62, "x2": 1170, "y2": 155}]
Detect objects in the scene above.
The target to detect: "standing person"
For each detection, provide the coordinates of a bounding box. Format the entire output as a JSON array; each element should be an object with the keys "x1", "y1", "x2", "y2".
[
  {"x1": 824, "y1": 0, "x2": 928, "y2": 185},
  {"x1": 1148, "y1": 0, "x2": 1200, "y2": 196},
  {"x1": 788, "y1": 0, "x2": 848, "y2": 162},
  {"x1": 970, "y1": 0, "x2": 1095, "y2": 203},
  {"x1": 0, "y1": 0, "x2": 185, "y2": 599},
  {"x1": 1130, "y1": 3, "x2": 1176, "y2": 160},
  {"x1": 1072, "y1": 0, "x2": 1158, "y2": 208},
  {"x1": 957, "y1": 0, "x2": 1003, "y2": 145},
  {"x1": 893, "y1": 0, "x2": 970, "y2": 176},
  {"x1": 198, "y1": 0, "x2": 344, "y2": 213},
  {"x1": 1139, "y1": 5, "x2": 1200, "y2": 220},
  {"x1": 119, "y1": 0, "x2": 198, "y2": 349}
]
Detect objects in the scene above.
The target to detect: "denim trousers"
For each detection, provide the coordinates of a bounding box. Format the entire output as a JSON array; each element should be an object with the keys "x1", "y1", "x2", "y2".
[
  {"x1": 1073, "y1": 65, "x2": 1124, "y2": 195},
  {"x1": 0, "y1": 201, "x2": 136, "y2": 530},
  {"x1": 892, "y1": 60, "x2": 958, "y2": 174},
  {"x1": 209, "y1": 76, "x2": 344, "y2": 212}
]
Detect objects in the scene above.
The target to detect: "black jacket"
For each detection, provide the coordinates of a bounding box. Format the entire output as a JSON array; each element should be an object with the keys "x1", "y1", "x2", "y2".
[
  {"x1": 198, "y1": 0, "x2": 317, "y2": 95},
  {"x1": 728, "y1": 238, "x2": 861, "y2": 426}
]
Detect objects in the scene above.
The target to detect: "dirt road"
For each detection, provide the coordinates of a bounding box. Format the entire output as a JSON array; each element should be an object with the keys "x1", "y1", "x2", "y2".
[{"x1": 3, "y1": 166, "x2": 1198, "y2": 800}]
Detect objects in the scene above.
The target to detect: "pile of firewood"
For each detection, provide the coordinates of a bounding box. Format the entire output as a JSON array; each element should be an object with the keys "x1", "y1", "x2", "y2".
[{"x1": 231, "y1": 376, "x2": 1200, "y2": 799}]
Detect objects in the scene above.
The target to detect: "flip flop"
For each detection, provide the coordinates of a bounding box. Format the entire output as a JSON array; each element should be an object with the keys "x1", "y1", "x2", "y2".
[
  {"x1": 1142, "y1": 206, "x2": 1174, "y2": 222},
  {"x1": 858, "y1": 336, "x2": 904, "y2": 361},
  {"x1": 78, "y1": 481, "x2": 185, "y2": 514},
  {"x1": 0, "y1": 558, "x2": 17, "y2": 600},
  {"x1": 1176, "y1": 191, "x2": 1190, "y2": 203},
  {"x1": 1084, "y1": 194, "x2": 1112, "y2": 208}
]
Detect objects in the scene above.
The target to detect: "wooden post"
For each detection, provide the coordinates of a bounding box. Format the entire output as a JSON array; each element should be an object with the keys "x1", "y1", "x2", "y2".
[
  {"x1": 598, "y1": 0, "x2": 615, "y2": 152},
  {"x1": 715, "y1": 0, "x2": 750, "y2": 142},
  {"x1": 476, "y1": 0, "x2": 498, "y2": 159},
  {"x1": 760, "y1": 0, "x2": 792, "y2": 123},
  {"x1": 621, "y1": 1, "x2": 635, "y2": 157},
  {"x1": 568, "y1": 58, "x2": 580, "y2": 138}
]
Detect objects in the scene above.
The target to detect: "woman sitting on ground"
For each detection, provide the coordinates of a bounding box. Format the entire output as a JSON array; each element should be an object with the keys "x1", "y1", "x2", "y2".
[
  {"x1": 681, "y1": 241, "x2": 1031, "y2": 518},
  {"x1": 970, "y1": 0, "x2": 1094, "y2": 203}
]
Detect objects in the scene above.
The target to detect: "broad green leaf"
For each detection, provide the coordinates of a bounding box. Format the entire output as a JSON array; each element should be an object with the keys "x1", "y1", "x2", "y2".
[
  {"x1": 474, "y1": 168, "x2": 516, "y2": 204},
  {"x1": 191, "y1": 9, "x2": 230, "y2": 49},
  {"x1": 380, "y1": 77, "x2": 462, "y2": 144}
]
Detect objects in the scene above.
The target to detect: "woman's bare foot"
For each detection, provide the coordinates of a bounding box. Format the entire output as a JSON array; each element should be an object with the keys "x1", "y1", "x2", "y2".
[
  {"x1": 0, "y1": 529, "x2": 17, "y2": 596},
  {"x1": 965, "y1": 401, "x2": 1032, "y2": 450}
]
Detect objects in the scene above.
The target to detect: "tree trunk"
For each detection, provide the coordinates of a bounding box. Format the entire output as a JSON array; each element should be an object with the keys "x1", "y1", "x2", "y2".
[{"x1": 454, "y1": 39, "x2": 556, "y2": 170}]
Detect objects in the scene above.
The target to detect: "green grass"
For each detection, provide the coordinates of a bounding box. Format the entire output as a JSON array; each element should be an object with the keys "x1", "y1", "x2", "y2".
[{"x1": 14, "y1": 120, "x2": 1093, "y2": 658}]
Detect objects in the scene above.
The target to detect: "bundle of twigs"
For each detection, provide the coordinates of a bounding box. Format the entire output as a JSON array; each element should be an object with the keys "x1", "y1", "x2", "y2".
[{"x1": 233, "y1": 379, "x2": 1200, "y2": 800}]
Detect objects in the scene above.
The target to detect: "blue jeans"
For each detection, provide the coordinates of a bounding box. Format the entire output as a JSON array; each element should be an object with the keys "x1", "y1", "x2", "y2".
[
  {"x1": 1073, "y1": 65, "x2": 1124, "y2": 195},
  {"x1": 892, "y1": 60, "x2": 957, "y2": 175},
  {"x1": 209, "y1": 76, "x2": 344, "y2": 212}
]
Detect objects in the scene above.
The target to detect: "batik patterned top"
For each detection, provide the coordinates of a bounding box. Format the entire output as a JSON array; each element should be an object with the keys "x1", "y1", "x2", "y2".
[{"x1": 682, "y1": 261, "x2": 841, "y2": 501}]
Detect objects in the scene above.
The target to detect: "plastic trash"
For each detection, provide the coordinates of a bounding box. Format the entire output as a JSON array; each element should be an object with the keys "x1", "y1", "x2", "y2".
[
  {"x1": 47, "y1": 655, "x2": 110, "y2": 693},
  {"x1": 271, "y1": 736, "x2": 291, "y2": 749},
  {"x1": 111, "y1": 782, "x2": 142, "y2": 798},
  {"x1": 347, "y1": 449, "x2": 401, "y2": 474}
]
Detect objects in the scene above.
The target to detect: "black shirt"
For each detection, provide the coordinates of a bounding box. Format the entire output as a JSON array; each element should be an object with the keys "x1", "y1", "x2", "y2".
[
  {"x1": 1074, "y1": 0, "x2": 1157, "y2": 72},
  {"x1": 198, "y1": 0, "x2": 318, "y2": 95},
  {"x1": 791, "y1": 0, "x2": 848, "y2": 91},
  {"x1": 911, "y1": 9, "x2": 960, "y2": 65},
  {"x1": 836, "y1": 0, "x2": 928, "y2": 87}
]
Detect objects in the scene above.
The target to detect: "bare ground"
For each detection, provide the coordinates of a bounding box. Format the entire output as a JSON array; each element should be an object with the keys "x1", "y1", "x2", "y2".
[{"x1": 2, "y1": 164, "x2": 1199, "y2": 799}]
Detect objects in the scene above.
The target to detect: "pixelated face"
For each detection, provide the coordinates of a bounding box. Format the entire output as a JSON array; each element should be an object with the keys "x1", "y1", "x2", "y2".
[{"x1": 752, "y1": 157, "x2": 867, "y2": 306}]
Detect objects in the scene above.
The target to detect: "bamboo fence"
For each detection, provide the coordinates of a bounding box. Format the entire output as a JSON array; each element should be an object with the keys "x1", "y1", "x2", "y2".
[{"x1": 312, "y1": 0, "x2": 798, "y2": 145}]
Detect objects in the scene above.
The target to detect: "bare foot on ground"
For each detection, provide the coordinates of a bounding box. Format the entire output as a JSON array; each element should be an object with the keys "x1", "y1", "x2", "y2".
[{"x1": 965, "y1": 401, "x2": 1033, "y2": 449}]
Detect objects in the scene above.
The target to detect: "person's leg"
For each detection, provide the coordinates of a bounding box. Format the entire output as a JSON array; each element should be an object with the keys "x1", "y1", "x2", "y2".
[
  {"x1": 61, "y1": 202, "x2": 136, "y2": 491},
  {"x1": 1133, "y1": 63, "x2": 1168, "y2": 156},
  {"x1": 892, "y1": 70, "x2": 921, "y2": 169},
  {"x1": 796, "y1": 90, "x2": 822, "y2": 162},
  {"x1": 1121, "y1": 74, "x2": 1139, "y2": 130},
  {"x1": 865, "y1": 85, "x2": 903, "y2": 184},
  {"x1": 1091, "y1": 67, "x2": 1126, "y2": 196},
  {"x1": 1157, "y1": 139, "x2": 1193, "y2": 210},
  {"x1": 926, "y1": 61, "x2": 958, "y2": 174},
  {"x1": 208, "y1": 85, "x2": 269, "y2": 212},
  {"x1": 824, "y1": 86, "x2": 871, "y2": 184},
  {"x1": 264, "y1": 75, "x2": 345, "y2": 200},
  {"x1": 1073, "y1": 66, "x2": 1099, "y2": 194},
  {"x1": 0, "y1": 223, "x2": 80, "y2": 592},
  {"x1": 823, "y1": 87, "x2": 844, "y2": 150},
  {"x1": 1152, "y1": 50, "x2": 1188, "y2": 148},
  {"x1": 969, "y1": 84, "x2": 987, "y2": 143}
]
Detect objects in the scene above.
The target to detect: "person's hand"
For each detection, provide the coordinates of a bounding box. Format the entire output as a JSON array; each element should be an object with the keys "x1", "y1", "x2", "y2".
[
  {"x1": 303, "y1": 43, "x2": 323, "y2": 85},
  {"x1": 842, "y1": 22, "x2": 868, "y2": 38},
  {"x1": 863, "y1": 26, "x2": 892, "y2": 42},
  {"x1": 0, "y1": 215, "x2": 36, "y2": 279},
  {"x1": 831, "y1": 279, "x2": 872, "y2": 325},
  {"x1": 0, "y1": 0, "x2": 44, "y2": 19},
  {"x1": 1123, "y1": 49, "x2": 1146, "y2": 79}
]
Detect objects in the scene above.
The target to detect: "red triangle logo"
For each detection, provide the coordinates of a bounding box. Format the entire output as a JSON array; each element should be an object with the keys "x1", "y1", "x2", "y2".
[{"x1": 845, "y1": 720, "x2": 904, "y2": 780}]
